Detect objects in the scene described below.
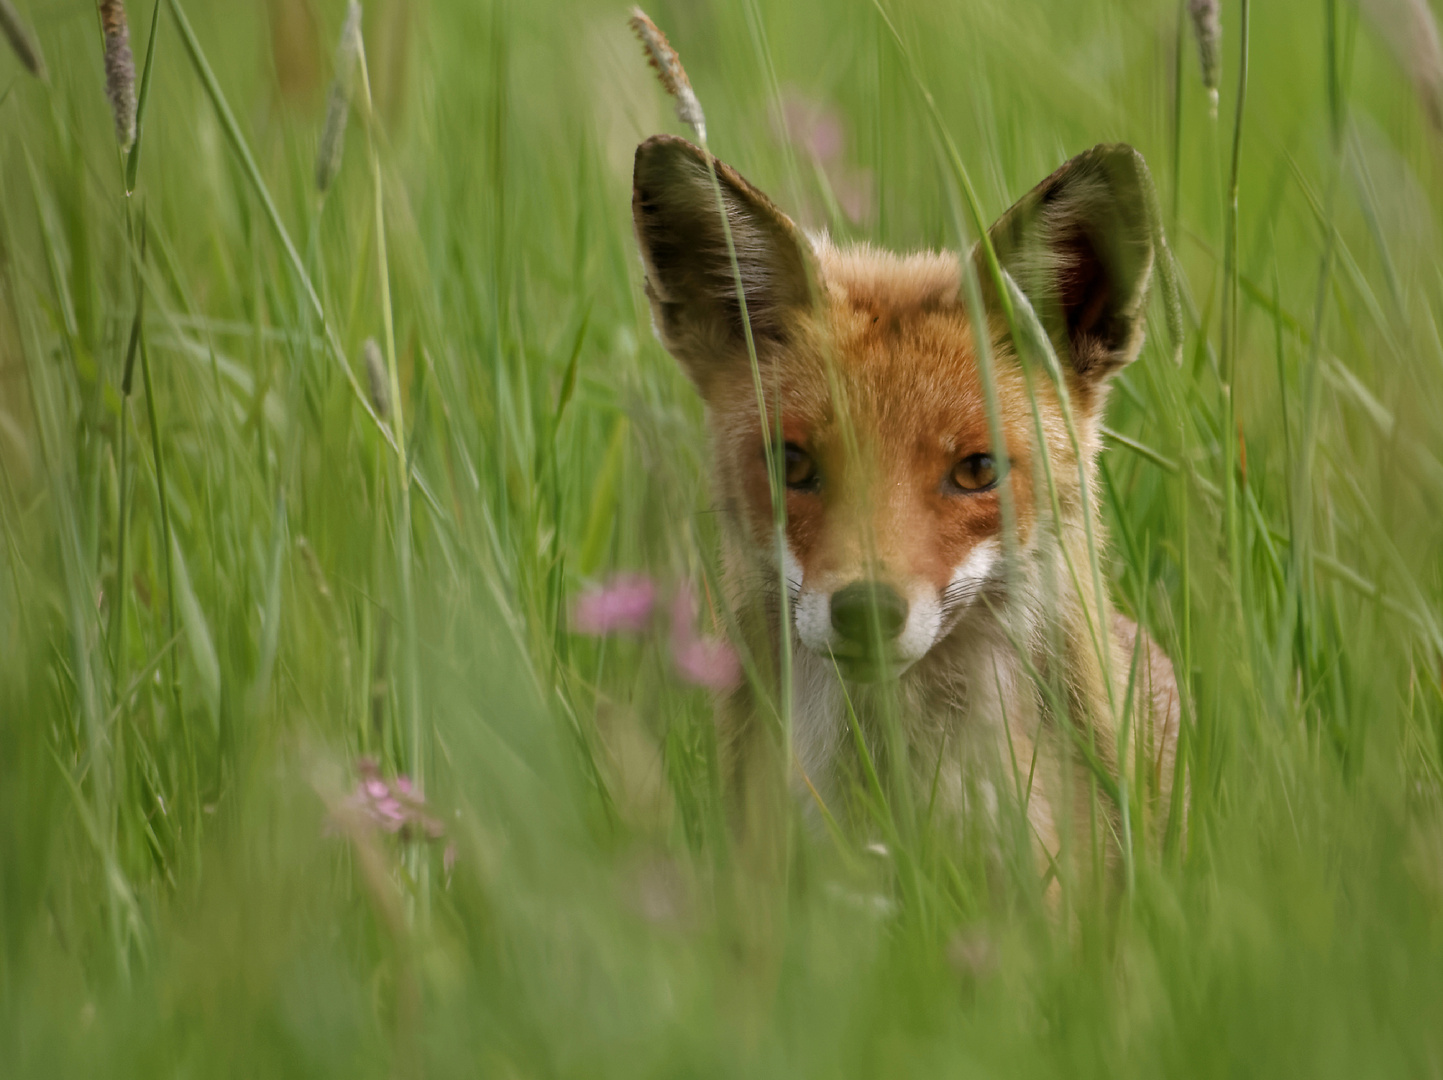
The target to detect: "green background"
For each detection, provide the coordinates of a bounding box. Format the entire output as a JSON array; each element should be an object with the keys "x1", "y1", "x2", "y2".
[{"x1": 2, "y1": 0, "x2": 1443, "y2": 1075}]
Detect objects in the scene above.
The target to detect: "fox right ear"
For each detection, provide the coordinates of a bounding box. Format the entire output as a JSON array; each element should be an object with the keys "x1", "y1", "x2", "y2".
[
  {"x1": 978, "y1": 144, "x2": 1157, "y2": 390},
  {"x1": 632, "y1": 135, "x2": 819, "y2": 394}
]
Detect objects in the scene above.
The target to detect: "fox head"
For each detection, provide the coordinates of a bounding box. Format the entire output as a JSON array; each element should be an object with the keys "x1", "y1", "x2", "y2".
[{"x1": 633, "y1": 136, "x2": 1156, "y2": 681}]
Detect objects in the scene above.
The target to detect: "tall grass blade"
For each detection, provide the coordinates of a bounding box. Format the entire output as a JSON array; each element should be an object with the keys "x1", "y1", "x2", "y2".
[
  {"x1": 124, "y1": 0, "x2": 162, "y2": 193},
  {"x1": 170, "y1": 533, "x2": 219, "y2": 732},
  {"x1": 165, "y1": 0, "x2": 441, "y2": 519}
]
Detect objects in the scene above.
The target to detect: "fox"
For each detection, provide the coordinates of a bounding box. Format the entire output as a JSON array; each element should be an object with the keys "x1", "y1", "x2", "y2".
[{"x1": 631, "y1": 134, "x2": 1182, "y2": 879}]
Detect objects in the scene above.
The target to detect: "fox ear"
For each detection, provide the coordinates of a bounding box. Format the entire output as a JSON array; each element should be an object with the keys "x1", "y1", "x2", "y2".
[
  {"x1": 633, "y1": 134, "x2": 818, "y2": 394},
  {"x1": 979, "y1": 144, "x2": 1156, "y2": 386}
]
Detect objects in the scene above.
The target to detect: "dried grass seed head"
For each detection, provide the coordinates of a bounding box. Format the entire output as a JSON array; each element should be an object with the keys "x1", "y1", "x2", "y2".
[
  {"x1": 0, "y1": 0, "x2": 48, "y2": 82},
  {"x1": 1360, "y1": 0, "x2": 1443, "y2": 133},
  {"x1": 1187, "y1": 0, "x2": 1222, "y2": 112},
  {"x1": 362, "y1": 338, "x2": 390, "y2": 421},
  {"x1": 315, "y1": 1, "x2": 364, "y2": 193},
  {"x1": 100, "y1": 0, "x2": 137, "y2": 151},
  {"x1": 628, "y1": 7, "x2": 706, "y2": 139}
]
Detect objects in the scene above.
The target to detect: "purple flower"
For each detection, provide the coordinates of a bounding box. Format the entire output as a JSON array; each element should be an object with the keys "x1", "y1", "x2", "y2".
[
  {"x1": 669, "y1": 589, "x2": 742, "y2": 691},
  {"x1": 374, "y1": 797, "x2": 407, "y2": 831},
  {"x1": 775, "y1": 89, "x2": 874, "y2": 227},
  {"x1": 673, "y1": 636, "x2": 743, "y2": 690},
  {"x1": 780, "y1": 91, "x2": 844, "y2": 164},
  {"x1": 832, "y1": 168, "x2": 875, "y2": 227},
  {"x1": 572, "y1": 574, "x2": 658, "y2": 635},
  {"x1": 333, "y1": 759, "x2": 445, "y2": 841}
]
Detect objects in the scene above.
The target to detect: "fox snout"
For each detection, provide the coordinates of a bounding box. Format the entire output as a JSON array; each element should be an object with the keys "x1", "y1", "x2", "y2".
[
  {"x1": 793, "y1": 573, "x2": 946, "y2": 679},
  {"x1": 793, "y1": 578, "x2": 923, "y2": 680},
  {"x1": 791, "y1": 544, "x2": 999, "y2": 680},
  {"x1": 807, "y1": 579, "x2": 922, "y2": 681},
  {"x1": 829, "y1": 581, "x2": 908, "y2": 644}
]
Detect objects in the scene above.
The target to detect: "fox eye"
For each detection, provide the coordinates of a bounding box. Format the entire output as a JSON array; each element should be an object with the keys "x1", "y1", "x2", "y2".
[
  {"x1": 950, "y1": 453, "x2": 998, "y2": 493},
  {"x1": 783, "y1": 443, "x2": 819, "y2": 492}
]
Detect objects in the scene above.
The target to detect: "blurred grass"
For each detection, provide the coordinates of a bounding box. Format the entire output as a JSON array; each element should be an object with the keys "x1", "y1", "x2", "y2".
[{"x1": 3, "y1": 0, "x2": 1443, "y2": 1075}]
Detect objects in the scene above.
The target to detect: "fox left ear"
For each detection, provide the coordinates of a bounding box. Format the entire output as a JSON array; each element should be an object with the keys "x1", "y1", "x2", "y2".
[
  {"x1": 633, "y1": 134, "x2": 819, "y2": 396},
  {"x1": 979, "y1": 144, "x2": 1156, "y2": 387}
]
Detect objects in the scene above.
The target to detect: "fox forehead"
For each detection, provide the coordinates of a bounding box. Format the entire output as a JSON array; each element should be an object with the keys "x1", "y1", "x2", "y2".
[
  {"x1": 821, "y1": 242, "x2": 962, "y2": 316},
  {"x1": 712, "y1": 242, "x2": 1029, "y2": 452},
  {"x1": 708, "y1": 242, "x2": 1045, "y2": 583}
]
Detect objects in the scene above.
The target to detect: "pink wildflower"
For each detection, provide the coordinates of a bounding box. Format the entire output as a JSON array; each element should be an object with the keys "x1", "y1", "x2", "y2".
[
  {"x1": 776, "y1": 89, "x2": 873, "y2": 226},
  {"x1": 335, "y1": 758, "x2": 445, "y2": 841},
  {"x1": 832, "y1": 168, "x2": 875, "y2": 227},
  {"x1": 669, "y1": 588, "x2": 742, "y2": 691},
  {"x1": 780, "y1": 91, "x2": 844, "y2": 163},
  {"x1": 673, "y1": 636, "x2": 743, "y2": 690},
  {"x1": 572, "y1": 573, "x2": 658, "y2": 635}
]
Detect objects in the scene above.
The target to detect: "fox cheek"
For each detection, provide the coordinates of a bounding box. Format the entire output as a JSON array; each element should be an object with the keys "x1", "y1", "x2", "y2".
[
  {"x1": 781, "y1": 543, "x2": 804, "y2": 590},
  {"x1": 941, "y1": 540, "x2": 1003, "y2": 614},
  {"x1": 792, "y1": 589, "x2": 833, "y2": 654}
]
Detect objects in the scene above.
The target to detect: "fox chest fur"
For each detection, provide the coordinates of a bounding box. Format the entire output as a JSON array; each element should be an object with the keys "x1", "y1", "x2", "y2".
[{"x1": 632, "y1": 134, "x2": 1182, "y2": 860}]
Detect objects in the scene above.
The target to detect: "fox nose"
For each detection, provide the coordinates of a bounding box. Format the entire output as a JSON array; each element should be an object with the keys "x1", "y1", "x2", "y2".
[{"x1": 830, "y1": 581, "x2": 909, "y2": 646}]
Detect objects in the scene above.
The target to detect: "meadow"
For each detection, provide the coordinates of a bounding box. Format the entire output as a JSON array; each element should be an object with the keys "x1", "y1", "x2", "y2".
[{"x1": 3, "y1": 0, "x2": 1443, "y2": 1075}]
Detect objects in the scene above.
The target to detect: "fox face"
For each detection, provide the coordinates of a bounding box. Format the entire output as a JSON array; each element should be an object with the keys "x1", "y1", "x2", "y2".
[
  {"x1": 633, "y1": 136, "x2": 1155, "y2": 682},
  {"x1": 709, "y1": 252, "x2": 1039, "y2": 682}
]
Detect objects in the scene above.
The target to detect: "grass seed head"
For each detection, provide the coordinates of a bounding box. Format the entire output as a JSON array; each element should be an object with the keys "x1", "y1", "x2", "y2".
[
  {"x1": 1187, "y1": 0, "x2": 1221, "y2": 114},
  {"x1": 295, "y1": 536, "x2": 334, "y2": 603},
  {"x1": 99, "y1": 0, "x2": 137, "y2": 151},
  {"x1": 0, "y1": 0, "x2": 47, "y2": 82},
  {"x1": 1361, "y1": 0, "x2": 1443, "y2": 132},
  {"x1": 362, "y1": 338, "x2": 390, "y2": 422},
  {"x1": 628, "y1": 7, "x2": 706, "y2": 140},
  {"x1": 1410, "y1": 0, "x2": 1443, "y2": 131},
  {"x1": 316, "y1": 1, "x2": 364, "y2": 193}
]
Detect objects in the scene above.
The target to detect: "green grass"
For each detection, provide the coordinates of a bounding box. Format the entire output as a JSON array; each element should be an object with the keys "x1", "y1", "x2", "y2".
[{"x1": 3, "y1": 0, "x2": 1443, "y2": 1074}]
